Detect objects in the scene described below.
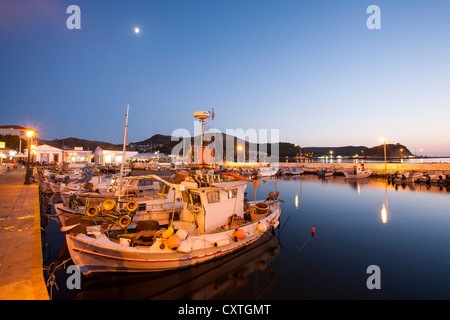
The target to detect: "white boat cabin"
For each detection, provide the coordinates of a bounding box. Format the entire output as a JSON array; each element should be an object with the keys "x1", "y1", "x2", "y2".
[{"x1": 179, "y1": 180, "x2": 250, "y2": 233}]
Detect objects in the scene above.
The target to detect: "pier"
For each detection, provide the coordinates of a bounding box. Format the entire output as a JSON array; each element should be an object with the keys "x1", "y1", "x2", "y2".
[{"x1": 0, "y1": 169, "x2": 48, "y2": 300}]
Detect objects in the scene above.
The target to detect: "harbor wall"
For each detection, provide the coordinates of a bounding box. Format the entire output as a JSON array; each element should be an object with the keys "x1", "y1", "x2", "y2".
[{"x1": 225, "y1": 162, "x2": 450, "y2": 173}]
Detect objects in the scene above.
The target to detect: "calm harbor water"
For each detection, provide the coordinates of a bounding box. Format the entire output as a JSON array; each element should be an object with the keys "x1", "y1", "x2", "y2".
[{"x1": 42, "y1": 174, "x2": 450, "y2": 300}]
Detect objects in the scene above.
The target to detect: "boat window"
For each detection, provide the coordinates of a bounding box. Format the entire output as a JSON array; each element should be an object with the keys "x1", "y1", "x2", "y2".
[
  {"x1": 158, "y1": 182, "x2": 170, "y2": 195},
  {"x1": 138, "y1": 203, "x2": 146, "y2": 211},
  {"x1": 207, "y1": 191, "x2": 220, "y2": 203},
  {"x1": 182, "y1": 191, "x2": 190, "y2": 204},
  {"x1": 228, "y1": 188, "x2": 238, "y2": 199},
  {"x1": 139, "y1": 179, "x2": 153, "y2": 186},
  {"x1": 190, "y1": 192, "x2": 202, "y2": 206},
  {"x1": 158, "y1": 181, "x2": 164, "y2": 193}
]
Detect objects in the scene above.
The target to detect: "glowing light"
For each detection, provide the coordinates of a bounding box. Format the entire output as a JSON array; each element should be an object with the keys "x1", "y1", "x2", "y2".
[
  {"x1": 134, "y1": 27, "x2": 140, "y2": 34},
  {"x1": 295, "y1": 194, "x2": 299, "y2": 209},
  {"x1": 27, "y1": 130, "x2": 34, "y2": 138},
  {"x1": 381, "y1": 204, "x2": 388, "y2": 224}
]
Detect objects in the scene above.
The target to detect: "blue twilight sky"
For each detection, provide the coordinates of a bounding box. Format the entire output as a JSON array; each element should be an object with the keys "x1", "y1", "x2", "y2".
[{"x1": 1, "y1": 0, "x2": 450, "y2": 155}]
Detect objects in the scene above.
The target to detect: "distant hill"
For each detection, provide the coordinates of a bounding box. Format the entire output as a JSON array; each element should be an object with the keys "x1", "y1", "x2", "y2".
[
  {"x1": 38, "y1": 137, "x2": 117, "y2": 151},
  {"x1": 365, "y1": 143, "x2": 413, "y2": 158}
]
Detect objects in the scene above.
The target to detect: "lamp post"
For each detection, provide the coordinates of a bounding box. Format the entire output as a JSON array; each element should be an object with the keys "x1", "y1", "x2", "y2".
[
  {"x1": 294, "y1": 144, "x2": 301, "y2": 163},
  {"x1": 380, "y1": 138, "x2": 387, "y2": 171},
  {"x1": 24, "y1": 129, "x2": 35, "y2": 184}
]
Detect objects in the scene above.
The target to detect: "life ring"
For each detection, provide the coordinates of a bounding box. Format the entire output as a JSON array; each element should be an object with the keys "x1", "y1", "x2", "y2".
[
  {"x1": 118, "y1": 215, "x2": 132, "y2": 228},
  {"x1": 126, "y1": 200, "x2": 138, "y2": 212},
  {"x1": 102, "y1": 199, "x2": 116, "y2": 211},
  {"x1": 86, "y1": 205, "x2": 100, "y2": 217}
]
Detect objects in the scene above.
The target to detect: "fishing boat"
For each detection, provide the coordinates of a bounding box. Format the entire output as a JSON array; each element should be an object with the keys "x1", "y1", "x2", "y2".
[
  {"x1": 389, "y1": 171, "x2": 423, "y2": 184},
  {"x1": 290, "y1": 167, "x2": 305, "y2": 175},
  {"x1": 64, "y1": 110, "x2": 281, "y2": 275},
  {"x1": 55, "y1": 173, "x2": 182, "y2": 228},
  {"x1": 65, "y1": 169, "x2": 281, "y2": 275},
  {"x1": 318, "y1": 169, "x2": 334, "y2": 178},
  {"x1": 344, "y1": 164, "x2": 371, "y2": 179},
  {"x1": 74, "y1": 231, "x2": 280, "y2": 299},
  {"x1": 257, "y1": 166, "x2": 279, "y2": 177}
]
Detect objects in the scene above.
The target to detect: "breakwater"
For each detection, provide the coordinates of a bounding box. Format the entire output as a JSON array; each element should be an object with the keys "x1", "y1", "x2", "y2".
[{"x1": 225, "y1": 162, "x2": 450, "y2": 174}]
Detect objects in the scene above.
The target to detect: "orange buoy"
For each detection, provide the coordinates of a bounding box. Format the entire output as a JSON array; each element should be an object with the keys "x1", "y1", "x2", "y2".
[
  {"x1": 234, "y1": 229, "x2": 246, "y2": 240},
  {"x1": 167, "y1": 234, "x2": 181, "y2": 249},
  {"x1": 311, "y1": 227, "x2": 316, "y2": 237}
]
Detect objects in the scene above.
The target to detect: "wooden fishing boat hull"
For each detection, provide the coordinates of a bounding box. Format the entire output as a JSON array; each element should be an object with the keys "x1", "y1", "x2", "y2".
[{"x1": 66, "y1": 208, "x2": 280, "y2": 276}]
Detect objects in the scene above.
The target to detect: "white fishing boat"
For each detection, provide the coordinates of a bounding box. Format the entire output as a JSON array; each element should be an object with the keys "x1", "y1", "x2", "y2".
[
  {"x1": 344, "y1": 164, "x2": 372, "y2": 179},
  {"x1": 64, "y1": 110, "x2": 281, "y2": 275},
  {"x1": 55, "y1": 174, "x2": 182, "y2": 227},
  {"x1": 65, "y1": 170, "x2": 281, "y2": 275},
  {"x1": 257, "y1": 166, "x2": 279, "y2": 177}
]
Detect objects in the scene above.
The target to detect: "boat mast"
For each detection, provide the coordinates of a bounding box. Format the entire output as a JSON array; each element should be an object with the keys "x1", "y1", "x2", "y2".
[{"x1": 118, "y1": 104, "x2": 129, "y2": 202}]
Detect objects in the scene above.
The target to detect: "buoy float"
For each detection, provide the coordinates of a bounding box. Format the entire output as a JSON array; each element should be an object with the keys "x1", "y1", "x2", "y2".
[
  {"x1": 162, "y1": 226, "x2": 174, "y2": 239},
  {"x1": 167, "y1": 234, "x2": 181, "y2": 249},
  {"x1": 234, "y1": 229, "x2": 246, "y2": 240},
  {"x1": 257, "y1": 223, "x2": 267, "y2": 233},
  {"x1": 311, "y1": 227, "x2": 316, "y2": 237}
]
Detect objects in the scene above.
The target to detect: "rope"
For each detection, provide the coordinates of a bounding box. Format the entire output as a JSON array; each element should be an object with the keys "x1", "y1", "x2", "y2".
[{"x1": 256, "y1": 235, "x2": 312, "y2": 300}]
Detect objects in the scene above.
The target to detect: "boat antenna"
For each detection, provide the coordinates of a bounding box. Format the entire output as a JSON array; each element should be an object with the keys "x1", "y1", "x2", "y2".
[
  {"x1": 194, "y1": 111, "x2": 211, "y2": 164},
  {"x1": 118, "y1": 104, "x2": 129, "y2": 202}
]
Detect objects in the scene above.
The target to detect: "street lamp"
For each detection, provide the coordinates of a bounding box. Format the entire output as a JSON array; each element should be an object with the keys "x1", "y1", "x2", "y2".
[
  {"x1": 24, "y1": 129, "x2": 35, "y2": 184},
  {"x1": 380, "y1": 138, "x2": 387, "y2": 171},
  {"x1": 294, "y1": 144, "x2": 301, "y2": 163}
]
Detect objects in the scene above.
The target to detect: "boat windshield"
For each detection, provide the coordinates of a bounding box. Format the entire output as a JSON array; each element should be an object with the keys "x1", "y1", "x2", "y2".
[
  {"x1": 157, "y1": 181, "x2": 171, "y2": 195},
  {"x1": 182, "y1": 191, "x2": 202, "y2": 207}
]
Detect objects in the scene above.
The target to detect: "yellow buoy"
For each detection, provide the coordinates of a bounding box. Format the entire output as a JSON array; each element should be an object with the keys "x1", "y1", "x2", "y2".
[
  {"x1": 162, "y1": 226, "x2": 174, "y2": 239},
  {"x1": 102, "y1": 199, "x2": 116, "y2": 211}
]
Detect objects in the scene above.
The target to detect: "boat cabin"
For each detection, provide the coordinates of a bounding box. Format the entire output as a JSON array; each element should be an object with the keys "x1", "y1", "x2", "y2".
[{"x1": 179, "y1": 180, "x2": 249, "y2": 233}]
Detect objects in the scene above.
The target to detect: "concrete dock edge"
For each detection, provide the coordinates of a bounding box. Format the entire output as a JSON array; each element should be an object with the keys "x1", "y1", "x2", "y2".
[{"x1": 0, "y1": 170, "x2": 49, "y2": 300}]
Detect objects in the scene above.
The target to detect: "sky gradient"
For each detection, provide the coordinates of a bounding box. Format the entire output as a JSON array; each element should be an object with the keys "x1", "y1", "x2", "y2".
[{"x1": 1, "y1": 0, "x2": 450, "y2": 155}]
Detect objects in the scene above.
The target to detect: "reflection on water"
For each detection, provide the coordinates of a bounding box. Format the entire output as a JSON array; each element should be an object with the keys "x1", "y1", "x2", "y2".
[{"x1": 42, "y1": 173, "x2": 450, "y2": 299}]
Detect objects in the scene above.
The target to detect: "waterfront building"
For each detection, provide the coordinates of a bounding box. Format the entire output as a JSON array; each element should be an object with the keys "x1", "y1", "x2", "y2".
[{"x1": 94, "y1": 146, "x2": 138, "y2": 165}]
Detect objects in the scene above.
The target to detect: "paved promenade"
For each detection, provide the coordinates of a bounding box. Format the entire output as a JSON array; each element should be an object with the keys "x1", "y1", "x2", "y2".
[{"x1": 0, "y1": 169, "x2": 49, "y2": 300}]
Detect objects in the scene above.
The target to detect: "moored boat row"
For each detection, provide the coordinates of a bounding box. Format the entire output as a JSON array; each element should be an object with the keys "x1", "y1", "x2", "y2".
[{"x1": 52, "y1": 111, "x2": 283, "y2": 276}]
